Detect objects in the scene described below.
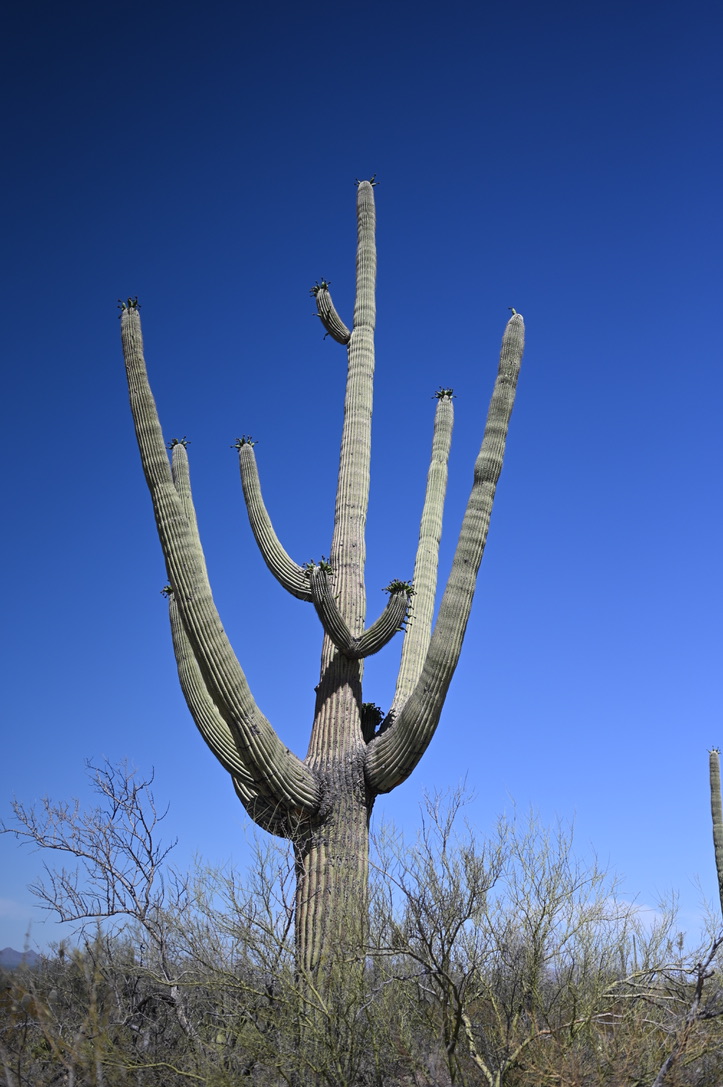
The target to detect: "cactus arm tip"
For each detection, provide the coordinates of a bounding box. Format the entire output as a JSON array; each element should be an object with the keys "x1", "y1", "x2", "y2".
[
  {"x1": 117, "y1": 296, "x2": 141, "y2": 317},
  {"x1": 312, "y1": 281, "x2": 351, "y2": 344}
]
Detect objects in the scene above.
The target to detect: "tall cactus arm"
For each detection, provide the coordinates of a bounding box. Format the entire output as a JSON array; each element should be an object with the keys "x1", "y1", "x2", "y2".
[
  {"x1": 366, "y1": 313, "x2": 525, "y2": 792},
  {"x1": 236, "y1": 441, "x2": 312, "y2": 601},
  {"x1": 173, "y1": 439, "x2": 294, "y2": 796},
  {"x1": 392, "y1": 391, "x2": 454, "y2": 714},
  {"x1": 306, "y1": 180, "x2": 377, "y2": 764},
  {"x1": 121, "y1": 307, "x2": 320, "y2": 814},
  {"x1": 312, "y1": 282, "x2": 351, "y2": 344},
  {"x1": 709, "y1": 749, "x2": 723, "y2": 921},
  {"x1": 328, "y1": 179, "x2": 377, "y2": 633},
  {"x1": 168, "y1": 594, "x2": 291, "y2": 836},
  {"x1": 170, "y1": 442, "x2": 209, "y2": 581},
  {"x1": 309, "y1": 568, "x2": 410, "y2": 659}
]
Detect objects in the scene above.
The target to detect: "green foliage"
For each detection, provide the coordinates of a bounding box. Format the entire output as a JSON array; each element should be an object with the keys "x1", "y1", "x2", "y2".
[
  {"x1": 117, "y1": 296, "x2": 140, "y2": 315},
  {"x1": 384, "y1": 579, "x2": 415, "y2": 597},
  {"x1": 304, "y1": 556, "x2": 333, "y2": 575},
  {"x1": 361, "y1": 702, "x2": 385, "y2": 742}
]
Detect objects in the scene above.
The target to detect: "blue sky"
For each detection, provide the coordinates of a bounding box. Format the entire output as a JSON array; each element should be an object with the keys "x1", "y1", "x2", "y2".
[{"x1": 2, "y1": 0, "x2": 722, "y2": 951}]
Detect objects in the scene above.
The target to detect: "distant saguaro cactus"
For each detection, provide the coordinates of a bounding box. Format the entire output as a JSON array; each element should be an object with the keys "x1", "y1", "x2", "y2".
[
  {"x1": 120, "y1": 180, "x2": 524, "y2": 979},
  {"x1": 709, "y1": 749, "x2": 723, "y2": 920}
]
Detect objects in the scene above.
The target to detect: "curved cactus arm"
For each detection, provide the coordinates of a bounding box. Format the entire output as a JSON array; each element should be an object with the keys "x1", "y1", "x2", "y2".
[
  {"x1": 391, "y1": 391, "x2": 454, "y2": 714},
  {"x1": 308, "y1": 567, "x2": 354, "y2": 652},
  {"x1": 121, "y1": 307, "x2": 320, "y2": 814},
  {"x1": 168, "y1": 593, "x2": 295, "y2": 836},
  {"x1": 236, "y1": 442, "x2": 312, "y2": 601},
  {"x1": 366, "y1": 313, "x2": 525, "y2": 792},
  {"x1": 311, "y1": 282, "x2": 351, "y2": 344},
  {"x1": 709, "y1": 749, "x2": 723, "y2": 921},
  {"x1": 170, "y1": 441, "x2": 209, "y2": 580},
  {"x1": 354, "y1": 585, "x2": 411, "y2": 658},
  {"x1": 309, "y1": 568, "x2": 410, "y2": 660}
]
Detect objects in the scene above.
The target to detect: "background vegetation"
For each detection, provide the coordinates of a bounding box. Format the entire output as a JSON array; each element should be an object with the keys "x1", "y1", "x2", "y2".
[{"x1": 3, "y1": 763, "x2": 722, "y2": 1086}]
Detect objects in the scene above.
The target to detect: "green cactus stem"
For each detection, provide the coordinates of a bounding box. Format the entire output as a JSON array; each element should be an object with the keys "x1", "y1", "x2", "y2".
[
  {"x1": 121, "y1": 306, "x2": 319, "y2": 814},
  {"x1": 168, "y1": 592, "x2": 288, "y2": 836},
  {"x1": 121, "y1": 178, "x2": 524, "y2": 984},
  {"x1": 308, "y1": 568, "x2": 410, "y2": 660},
  {"x1": 391, "y1": 389, "x2": 454, "y2": 715},
  {"x1": 710, "y1": 748, "x2": 723, "y2": 921},
  {"x1": 313, "y1": 281, "x2": 352, "y2": 344},
  {"x1": 236, "y1": 442, "x2": 311, "y2": 601},
  {"x1": 366, "y1": 312, "x2": 525, "y2": 792}
]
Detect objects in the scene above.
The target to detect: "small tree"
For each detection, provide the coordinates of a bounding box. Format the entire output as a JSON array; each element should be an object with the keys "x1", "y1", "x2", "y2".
[
  {"x1": 372, "y1": 799, "x2": 634, "y2": 1086},
  {"x1": 119, "y1": 179, "x2": 525, "y2": 984}
]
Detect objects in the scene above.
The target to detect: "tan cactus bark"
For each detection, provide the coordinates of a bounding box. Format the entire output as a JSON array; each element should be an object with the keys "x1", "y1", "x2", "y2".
[{"x1": 120, "y1": 179, "x2": 524, "y2": 985}]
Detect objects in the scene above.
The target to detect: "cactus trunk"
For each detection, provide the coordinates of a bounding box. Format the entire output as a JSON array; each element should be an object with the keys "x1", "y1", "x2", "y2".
[
  {"x1": 120, "y1": 179, "x2": 524, "y2": 1001},
  {"x1": 294, "y1": 746, "x2": 372, "y2": 976}
]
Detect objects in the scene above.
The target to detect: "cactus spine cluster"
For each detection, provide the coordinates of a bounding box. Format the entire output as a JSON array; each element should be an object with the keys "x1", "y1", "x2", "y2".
[{"x1": 120, "y1": 180, "x2": 525, "y2": 976}]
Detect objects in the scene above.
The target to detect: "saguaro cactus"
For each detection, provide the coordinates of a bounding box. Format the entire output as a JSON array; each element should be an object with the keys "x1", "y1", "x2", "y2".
[
  {"x1": 120, "y1": 180, "x2": 525, "y2": 977},
  {"x1": 709, "y1": 749, "x2": 723, "y2": 920}
]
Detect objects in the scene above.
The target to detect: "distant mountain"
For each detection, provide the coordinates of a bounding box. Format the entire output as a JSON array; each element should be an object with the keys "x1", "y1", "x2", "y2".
[{"x1": 0, "y1": 947, "x2": 41, "y2": 969}]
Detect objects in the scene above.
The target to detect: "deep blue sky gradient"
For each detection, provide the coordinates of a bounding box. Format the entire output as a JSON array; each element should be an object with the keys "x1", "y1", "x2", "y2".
[{"x1": 2, "y1": 0, "x2": 722, "y2": 949}]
